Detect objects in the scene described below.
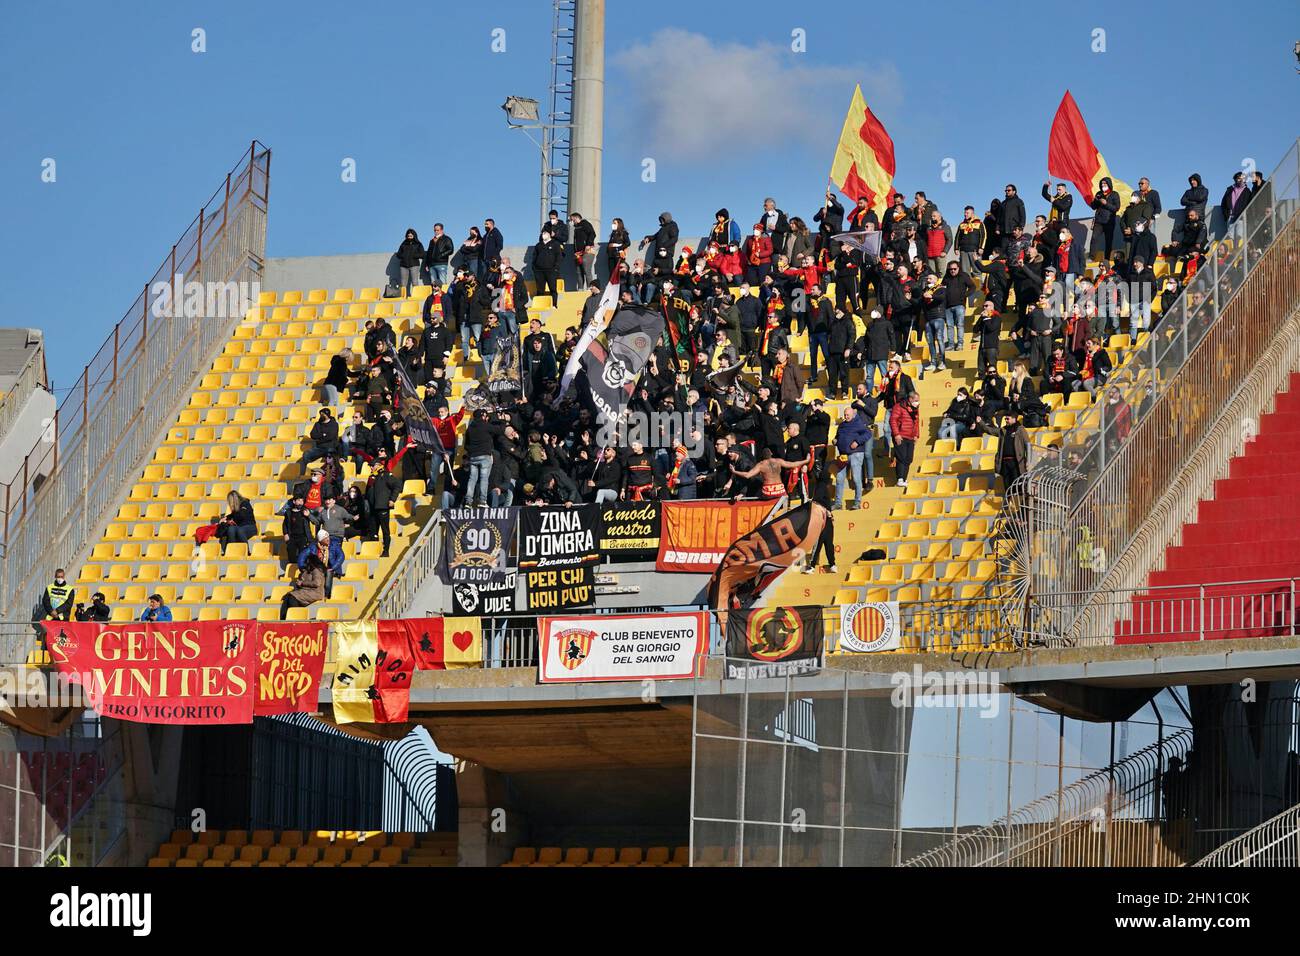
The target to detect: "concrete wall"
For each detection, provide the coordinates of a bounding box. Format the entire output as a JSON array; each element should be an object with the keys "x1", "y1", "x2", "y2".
[
  {"x1": 0, "y1": 387, "x2": 56, "y2": 489},
  {"x1": 264, "y1": 242, "x2": 574, "y2": 296}
]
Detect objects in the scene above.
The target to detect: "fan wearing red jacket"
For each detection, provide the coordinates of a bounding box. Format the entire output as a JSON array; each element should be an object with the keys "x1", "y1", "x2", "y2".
[
  {"x1": 889, "y1": 392, "x2": 923, "y2": 485},
  {"x1": 742, "y1": 226, "x2": 774, "y2": 285}
]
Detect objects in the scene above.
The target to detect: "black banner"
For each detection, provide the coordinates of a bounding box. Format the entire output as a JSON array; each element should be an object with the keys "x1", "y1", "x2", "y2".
[
  {"x1": 451, "y1": 571, "x2": 518, "y2": 616},
  {"x1": 708, "y1": 501, "x2": 829, "y2": 610},
  {"x1": 598, "y1": 500, "x2": 661, "y2": 562},
  {"x1": 393, "y1": 356, "x2": 440, "y2": 449},
  {"x1": 520, "y1": 505, "x2": 599, "y2": 611},
  {"x1": 580, "y1": 304, "x2": 664, "y2": 426},
  {"x1": 724, "y1": 605, "x2": 824, "y2": 678},
  {"x1": 438, "y1": 507, "x2": 517, "y2": 585}
]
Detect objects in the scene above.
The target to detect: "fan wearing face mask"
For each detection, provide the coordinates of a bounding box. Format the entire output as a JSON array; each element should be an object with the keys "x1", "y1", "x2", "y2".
[{"x1": 41, "y1": 568, "x2": 76, "y2": 621}]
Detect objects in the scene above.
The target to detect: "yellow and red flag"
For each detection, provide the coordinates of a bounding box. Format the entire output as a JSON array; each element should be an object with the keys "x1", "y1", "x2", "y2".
[
  {"x1": 330, "y1": 621, "x2": 415, "y2": 724},
  {"x1": 1047, "y1": 91, "x2": 1133, "y2": 208},
  {"x1": 329, "y1": 617, "x2": 484, "y2": 725},
  {"x1": 829, "y1": 84, "x2": 896, "y2": 217}
]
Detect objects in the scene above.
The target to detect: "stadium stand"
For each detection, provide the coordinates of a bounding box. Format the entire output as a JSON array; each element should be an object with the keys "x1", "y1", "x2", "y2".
[
  {"x1": 147, "y1": 829, "x2": 456, "y2": 868},
  {"x1": 71, "y1": 287, "x2": 484, "y2": 622}
]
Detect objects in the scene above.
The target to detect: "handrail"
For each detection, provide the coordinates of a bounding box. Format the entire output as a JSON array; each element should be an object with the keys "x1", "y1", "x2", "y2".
[
  {"x1": 902, "y1": 728, "x2": 1192, "y2": 867},
  {"x1": 0, "y1": 142, "x2": 271, "y2": 619},
  {"x1": 1044, "y1": 138, "x2": 1300, "y2": 495},
  {"x1": 1192, "y1": 801, "x2": 1300, "y2": 867},
  {"x1": 371, "y1": 510, "x2": 444, "y2": 619},
  {"x1": 1025, "y1": 140, "x2": 1300, "y2": 616}
]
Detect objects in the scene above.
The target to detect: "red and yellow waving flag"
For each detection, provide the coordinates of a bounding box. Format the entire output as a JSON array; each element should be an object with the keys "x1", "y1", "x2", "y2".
[
  {"x1": 1047, "y1": 91, "x2": 1132, "y2": 208},
  {"x1": 829, "y1": 84, "x2": 896, "y2": 217},
  {"x1": 329, "y1": 618, "x2": 483, "y2": 725}
]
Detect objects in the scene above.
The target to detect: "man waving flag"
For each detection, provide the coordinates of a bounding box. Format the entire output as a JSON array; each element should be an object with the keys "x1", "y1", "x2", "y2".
[
  {"x1": 1048, "y1": 90, "x2": 1133, "y2": 207},
  {"x1": 829, "y1": 84, "x2": 896, "y2": 217}
]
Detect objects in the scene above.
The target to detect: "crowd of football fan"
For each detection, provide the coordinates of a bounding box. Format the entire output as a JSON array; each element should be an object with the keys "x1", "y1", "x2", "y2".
[{"x1": 37, "y1": 169, "x2": 1271, "y2": 624}]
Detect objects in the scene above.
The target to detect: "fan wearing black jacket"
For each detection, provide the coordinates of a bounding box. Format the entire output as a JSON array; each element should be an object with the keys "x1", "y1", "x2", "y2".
[
  {"x1": 640, "y1": 212, "x2": 679, "y2": 273},
  {"x1": 532, "y1": 228, "x2": 564, "y2": 302},
  {"x1": 396, "y1": 229, "x2": 424, "y2": 295},
  {"x1": 975, "y1": 301, "x2": 1003, "y2": 373},
  {"x1": 814, "y1": 189, "x2": 845, "y2": 254},
  {"x1": 423, "y1": 224, "x2": 455, "y2": 288},
  {"x1": 826, "y1": 307, "x2": 855, "y2": 399},
  {"x1": 569, "y1": 213, "x2": 598, "y2": 285}
]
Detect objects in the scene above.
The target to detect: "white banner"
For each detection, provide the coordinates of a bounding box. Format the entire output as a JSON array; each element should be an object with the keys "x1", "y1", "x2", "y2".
[
  {"x1": 838, "y1": 602, "x2": 901, "y2": 653},
  {"x1": 538, "y1": 611, "x2": 707, "y2": 683}
]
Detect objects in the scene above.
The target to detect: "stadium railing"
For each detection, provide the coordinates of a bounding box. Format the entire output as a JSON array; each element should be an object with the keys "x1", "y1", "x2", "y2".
[
  {"x1": 1192, "y1": 802, "x2": 1300, "y2": 867},
  {"x1": 0, "y1": 142, "x2": 271, "y2": 622},
  {"x1": 1007, "y1": 140, "x2": 1300, "y2": 643},
  {"x1": 902, "y1": 728, "x2": 1193, "y2": 867}
]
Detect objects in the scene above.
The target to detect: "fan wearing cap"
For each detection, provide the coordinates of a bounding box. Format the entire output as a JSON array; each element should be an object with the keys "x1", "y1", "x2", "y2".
[
  {"x1": 297, "y1": 529, "x2": 344, "y2": 595},
  {"x1": 666, "y1": 445, "x2": 699, "y2": 500}
]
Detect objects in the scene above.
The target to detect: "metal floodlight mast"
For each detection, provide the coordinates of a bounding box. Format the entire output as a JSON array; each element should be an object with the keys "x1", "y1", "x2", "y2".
[{"x1": 500, "y1": 0, "x2": 602, "y2": 229}]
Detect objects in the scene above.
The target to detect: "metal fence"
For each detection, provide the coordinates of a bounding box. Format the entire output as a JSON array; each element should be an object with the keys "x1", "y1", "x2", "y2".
[
  {"x1": 1021, "y1": 140, "x2": 1300, "y2": 626},
  {"x1": 689, "y1": 664, "x2": 1199, "y2": 866},
  {"x1": 903, "y1": 729, "x2": 1193, "y2": 867},
  {"x1": 1193, "y1": 802, "x2": 1300, "y2": 867},
  {"x1": 0, "y1": 142, "x2": 270, "y2": 622}
]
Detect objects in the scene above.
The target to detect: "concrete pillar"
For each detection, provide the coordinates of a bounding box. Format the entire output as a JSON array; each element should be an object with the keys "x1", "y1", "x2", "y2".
[
  {"x1": 569, "y1": 0, "x2": 604, "y2": 236},
  {"x1": 454, "y1": 759, "x2": 529, "y2": 867},
  {"x1": 119, "y1": 722, "x2": 185, "y2": 865}
]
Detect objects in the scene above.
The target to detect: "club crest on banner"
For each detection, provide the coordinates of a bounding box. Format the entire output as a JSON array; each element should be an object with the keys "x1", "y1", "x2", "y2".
[
  {"x1": 557, "y1": 627, "x2": 596, "y2": 670},
  {"x1": 222, "y1": 623, "x2": 248, "y2": 659},
  {"x1": 838, "y1": 602, "x2": 901, "y2": 653},
  {"x1": 744, "y1": 607, "x2": 805, "y2": 661}
]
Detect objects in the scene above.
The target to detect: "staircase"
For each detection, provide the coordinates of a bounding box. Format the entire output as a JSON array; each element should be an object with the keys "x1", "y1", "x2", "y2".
[
  {"x1": 902, "y1": 728, "x2": 1193, "y2": 867},
  {"x1": 398, "y1": 831, "x2": 458, "y2": 867},
  {"x1": 1116, "y1": 372, "x2": 1300, "y2": 644}
]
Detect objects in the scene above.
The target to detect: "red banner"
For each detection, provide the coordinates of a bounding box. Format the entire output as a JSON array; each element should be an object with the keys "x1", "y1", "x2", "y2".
[
  {"x1": 253, "y1": 622, "x2": 328, "y2": 716},
  {"x1": 656, "y1": 500, "x2": 777, "y2": 572},
  {"x1": 48, "y1": 621, "x2": 257, "y2": 724}
]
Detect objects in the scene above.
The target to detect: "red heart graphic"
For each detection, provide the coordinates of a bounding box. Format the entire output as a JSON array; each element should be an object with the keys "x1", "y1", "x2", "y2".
[{"x1": 451, "y1": 630, "x2": 474, "y2": 652}]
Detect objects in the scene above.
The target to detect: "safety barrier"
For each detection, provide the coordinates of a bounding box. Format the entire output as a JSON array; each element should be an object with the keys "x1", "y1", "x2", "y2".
[{"x1": 0, "y1": 142, "x2": 270, "y2": 621}]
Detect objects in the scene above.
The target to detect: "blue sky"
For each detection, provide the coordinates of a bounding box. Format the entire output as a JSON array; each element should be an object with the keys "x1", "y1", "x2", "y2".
[{"x1": 2, "y1": 0, "x2": 1297, "y2": 391}]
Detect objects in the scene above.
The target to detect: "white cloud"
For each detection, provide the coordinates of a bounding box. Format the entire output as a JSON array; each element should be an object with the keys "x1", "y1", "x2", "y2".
[{"x1": 610, "y1": 29, "x2": 902, "y2": 162}]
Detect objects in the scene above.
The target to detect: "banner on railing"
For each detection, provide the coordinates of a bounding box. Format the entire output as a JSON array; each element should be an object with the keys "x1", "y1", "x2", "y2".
[
  {"x1": 598, "y1": 501, "x2": 661, "y2": 562},
  {"x1": 438, "y1": 507, "x2": 517, "y2": 586},
  {"x1": 537, "y1": 611, "x2": 708, "y2": 683},
  {"x1": 520, "y1": 505, "x2": 600, "y2": 610},
  {"x1": 451, "y1": 571, "x2": 518, "y2": 616},
  {"x1": 45, "y1": 617, "x2": 478, "y2": 726},
  {"x1": 656, "y1": 500, "x2": 777, "y2": 572},
  {"x1": 254, "y1": 622, "x2": 329, "y2": 715},
  {"x1": 709, "y1": 501, "x2": 830, "y2": 608},
  {"x1": 724, "y1": 606, "x2": 824, "y2": 678},
  {"x1": 837, "y1": 602, "x2": 901, "y2": 653},
  {"x1": 48, "y1": 621, "x2": 259, "y2": 724},
  {"x1": 331, "y1": 617, "x2": 483, "y2": 724}
]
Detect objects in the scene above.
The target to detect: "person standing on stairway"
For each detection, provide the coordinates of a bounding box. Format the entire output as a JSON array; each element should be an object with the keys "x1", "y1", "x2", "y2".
[
  {"x1": 996, "y1": 410, "x2": 1029, "y2": 491},
  {"x1": 890, "y1": 392, "x2": 922, "y2": 486}
]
